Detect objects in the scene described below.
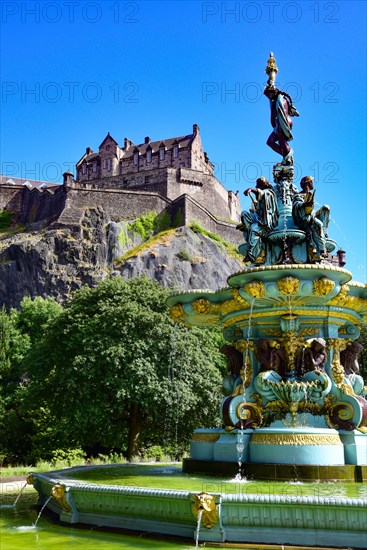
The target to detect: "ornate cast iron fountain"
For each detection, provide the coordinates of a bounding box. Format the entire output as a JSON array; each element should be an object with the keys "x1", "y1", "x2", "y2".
[
  {"x1": 32, "y1": 54, "x2": 367, "y2": 548},
  {"x1": 168, "y1": 53, "x2": 367, "y2": 476}
]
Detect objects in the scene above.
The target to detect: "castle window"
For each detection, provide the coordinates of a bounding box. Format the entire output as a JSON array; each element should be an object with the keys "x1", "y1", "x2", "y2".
[
  {"x1": 159, "y1": 148, "x2": 165, "y2": 161},
  {"x1": 107, "y1": 158, "x2": 112, "y2": 171},
  {"x1": 144, "y1": 176, "x2": 150, "y2": 184},
  {"x1": 173, "y1": 145, "x2": 179, "y2": 158},
  {"x1": 93, "y1": 161, "x2": 97, "y2": 173},
  {"x1": 82, "y1": 163, "x2": 87, "y2": 174},
  {"x1": 134, "y1": 151, "x2": 139, "y2": 165},
  {"x1": 147, "y1": 149, "x2": 152, "y2": 163},
  {"x1": 106, "y1": 145, "x2": 110, "y2": 151}
]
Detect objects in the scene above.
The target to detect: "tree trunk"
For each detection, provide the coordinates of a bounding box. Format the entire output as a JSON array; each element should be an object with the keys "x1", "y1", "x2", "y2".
[{"x1": 127, "y1": 402, "x2": 141, "y2": 460}]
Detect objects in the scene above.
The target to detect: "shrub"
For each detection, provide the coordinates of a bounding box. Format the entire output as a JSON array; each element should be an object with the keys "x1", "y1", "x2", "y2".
[
  {"x1": 0, "y1": 210, "x2": 12, "y2": 230},
  {"x1": 128, "y1": 211, "x2": 157, "y2": 239},
  {"x1": 177, "y1": 249, "x2": 191, "y2": 262},
  {"x1": 154, "y1": 211, "x2": 171, "y2": 233},
  {"x1": 173, "y1": 208, "x2": 183, "y2": 227}
]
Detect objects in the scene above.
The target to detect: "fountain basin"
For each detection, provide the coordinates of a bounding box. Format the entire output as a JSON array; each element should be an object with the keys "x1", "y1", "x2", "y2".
[{"x1": 32, "y1": 468, "x2": 367, "y2": 548}]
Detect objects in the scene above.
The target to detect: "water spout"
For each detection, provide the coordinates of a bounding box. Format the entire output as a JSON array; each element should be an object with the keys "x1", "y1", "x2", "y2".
[
  {"x1": 33, "y1": 496, "x2": 52, "y2": 528},
  {"x1": 13, "y1": 481, "x2": 28, "y2": 507},
  {"x1": 195, "y1": 508, "x2": 203, "y2": 549}
]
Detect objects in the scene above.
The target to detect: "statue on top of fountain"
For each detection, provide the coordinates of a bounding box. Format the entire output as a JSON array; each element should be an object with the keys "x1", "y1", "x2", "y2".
[
  {"x1": 237, "y1": 53, "x2": 337, "y2": 266},
  {"x1": 264, "y1": 52, "x2": 299, "y2": 168},
  {"x1": 292, "y1": 176, "x2": 330, "y2": 260},
  {"x1": 237, "y1": 177, "x2": 279, "y2": 264}
]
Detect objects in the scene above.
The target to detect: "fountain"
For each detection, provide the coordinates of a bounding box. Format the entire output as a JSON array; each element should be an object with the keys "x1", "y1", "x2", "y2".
[{"x1": 31, "y1": 54, "x2": 366, "y2": 548}]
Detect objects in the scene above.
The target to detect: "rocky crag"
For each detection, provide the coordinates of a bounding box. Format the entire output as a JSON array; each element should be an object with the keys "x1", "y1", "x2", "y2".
[{"x1": 0, "y1": 207, "x2": 243, "y2": 309}]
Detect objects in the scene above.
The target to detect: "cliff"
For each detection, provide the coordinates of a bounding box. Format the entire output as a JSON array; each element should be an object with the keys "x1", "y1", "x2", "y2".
[{"x1": 0, "y1": 207, "x2": 244, "y2": 309}]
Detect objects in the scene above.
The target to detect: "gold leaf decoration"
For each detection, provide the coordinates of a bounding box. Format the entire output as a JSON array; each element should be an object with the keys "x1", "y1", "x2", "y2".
[
  {"x1": 221, "y1": 299, "x2": 240, "y2": 316},
  {"x1": 231, "y1": 288, "x2": 250, "y2": 307},
  {"x1": 328, "y1": 338, "x2": 348, "y2": 386},
  {"x1": 313, "y1": 277, "x2": 335, "y2": 296},
  {"x1": 192, "y1": 493, "x2": 218, "y2": 529},
  {"x1": 276, "y1": 277, "x2": 300, "y2": 296},
  {"x1": 244, "y1": 281, "x2": 266, "y2": 298},
  {"x1": 169, "y1": 304, "x2": 185, "y2": 321},
  {"x1": 192, "y1": 299, "x2": 211, "y2": 315},
  {"x1": 51, "y1": 483, "x2": 71, "y2": 513},
  {"x1": 251, "y1": 433, "x2": 342, "y2": 446}
]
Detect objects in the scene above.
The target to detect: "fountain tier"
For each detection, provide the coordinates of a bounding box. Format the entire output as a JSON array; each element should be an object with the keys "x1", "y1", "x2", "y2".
[{"x1": 168, "y1": 264, "x2": 367, "y2": 476}]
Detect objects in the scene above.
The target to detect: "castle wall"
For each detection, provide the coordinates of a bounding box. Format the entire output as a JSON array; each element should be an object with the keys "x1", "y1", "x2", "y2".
[
  {"x1": 74, "y1": 167, "x2": 239, "y2": 223},
  {"x1": 171, "y1": 194, "x2": 242, "y2": 245},
  {"x1": 0, "y1": 186, "x2": 24, "y2": 220},
  {"x1": 55, "y1": 188, "x2": 171, "y2": 227},
  {"x1": 0, "y1": 185, "x2": 66, "y2": 227}
]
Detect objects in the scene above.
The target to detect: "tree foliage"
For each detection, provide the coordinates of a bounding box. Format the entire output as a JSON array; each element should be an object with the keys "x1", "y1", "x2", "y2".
[
  {"x1": 1, "y1": 278, "x2": 225, "y2": 464},
  {"x1": 0, "y1": 298, "x2": 61, "y2": 464}
]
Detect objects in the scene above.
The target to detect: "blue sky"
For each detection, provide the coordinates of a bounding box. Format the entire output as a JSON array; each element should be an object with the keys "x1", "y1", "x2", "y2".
[{"x1": 1, "y1": 0, "x2": 366, "y2": 282}]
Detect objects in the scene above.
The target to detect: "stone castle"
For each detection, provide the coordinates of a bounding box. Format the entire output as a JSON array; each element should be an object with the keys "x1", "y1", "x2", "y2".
[{"x1": 0, "y1": 124, "x2": 242, "y2": 243}]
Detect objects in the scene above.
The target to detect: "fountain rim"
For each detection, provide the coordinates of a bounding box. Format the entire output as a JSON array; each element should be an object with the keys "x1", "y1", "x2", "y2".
[
  {"x1": 166, "y1": 263, "x2": 365, "y2": 305},
  {"x1": 31, "y1": 468, "x2": 367, "y2": 505}
]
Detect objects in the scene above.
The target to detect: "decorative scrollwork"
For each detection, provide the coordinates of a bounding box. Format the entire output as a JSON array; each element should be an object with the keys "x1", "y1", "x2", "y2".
[
  {"x1": 326, "y1": 402, "x2": 356, "y2": 431},
  {"x1": 231, "y1": 288, "x2": 250, "y2": 307},
  {"x1": 221, "y1": 299, "x2": 240, "y2": 316},
  {"x1": 236, "y1": 401, "x2": 263, "y2": 428}
]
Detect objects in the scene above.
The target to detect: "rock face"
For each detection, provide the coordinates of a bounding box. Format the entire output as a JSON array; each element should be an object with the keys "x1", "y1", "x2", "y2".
[{"x1": 0, "y1": 208, "x2": 243, "y2": 309}]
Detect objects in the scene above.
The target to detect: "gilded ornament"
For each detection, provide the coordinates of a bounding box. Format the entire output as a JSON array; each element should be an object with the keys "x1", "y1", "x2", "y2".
[
  {"x1": 221, "y1": 299, "x2": 241, "y2": 316},
  {"x1": 26, "y1": 474, "x2": 34, "y2": 486},
  {"x1": 244, "y1": 281, "x2": 266, "y2": 299},
  {"x1": 265, "y1": 52, "x2": 278, "y2": 76},
  {"x1": 192, "y1": 299, "x2": 211, "y2": 315},
  {"x1": 231, "y1": 288, "x2": 250, "y2": 307},
  {"x1": 313, "y1": 277, "x2": 335, "y2": 296},
  {"x1": 328, "y1": 338, "x2": 348, "y2": 386},
  {"x1": 51, "y1": 483, "x2": 71, "y2": 513},
  {"x1": 192, "y1": 493, "x2": 219, "y2": 529},
  {"x1": 170, "y1": 304, "x2": 185, "y2": 321},
  {"x1": 263, "y1": 328, "x2": 282, "y2": 337},
  {"x1": 236, "y1": 402, "x2": 263, "y2": 427},
  {"x1": 241, "y1": 360, "x2": 253, "y2": 388},
  {"x1": 191, "y1": 433, "x2": 220, "y2": 443},
  {"x1": 234, "y1": 340, "x2": 255, "y2": 353},
  {"x1": 250, "y1": 433, "x2": 342, "y2": 446},
  {"x1": 277, "y1": 277, "x2": 300, "y2": 296}
]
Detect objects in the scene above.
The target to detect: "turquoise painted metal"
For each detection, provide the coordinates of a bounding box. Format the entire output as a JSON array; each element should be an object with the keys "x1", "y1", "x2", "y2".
[
  {"x1": 167, "y1": 53, "x2": 367, "y2": 474},
  {"x1": 31, "y1": 469, "x2": 367, "y2": 547}
]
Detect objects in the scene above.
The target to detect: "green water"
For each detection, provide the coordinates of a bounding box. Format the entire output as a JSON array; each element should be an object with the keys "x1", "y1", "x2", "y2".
[
  {"x1": 0, "y1": 493, "x2": 195, "y2": 550},
  {"x1": 62, "y1": 464, "x2": 367, "y2": 499}
]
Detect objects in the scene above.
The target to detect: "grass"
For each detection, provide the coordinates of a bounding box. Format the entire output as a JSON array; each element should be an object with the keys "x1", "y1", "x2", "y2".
[
  {"x1": 116, "y1": 228, "x2": 179, "y2": 264},
  {"x1": 189, "y1": 221, "x2": 243, "y2": 261}
]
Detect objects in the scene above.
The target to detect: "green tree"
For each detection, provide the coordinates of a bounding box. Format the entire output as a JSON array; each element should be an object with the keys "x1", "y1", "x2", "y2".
[
  {"x1": 16, "y1": 296, "x2": 62, "y2": 345},
  {"x1": 23, "y1": 277, "x2": 225, "y2": 460},
  {"x1": 0, "y1": 298, "x2": 62, "y2": 464}
]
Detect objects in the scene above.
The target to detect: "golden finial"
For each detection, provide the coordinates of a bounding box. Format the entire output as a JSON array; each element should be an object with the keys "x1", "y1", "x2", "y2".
[{"x1": 265, "y1": 52, "x2": 278, "y2": 86}]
